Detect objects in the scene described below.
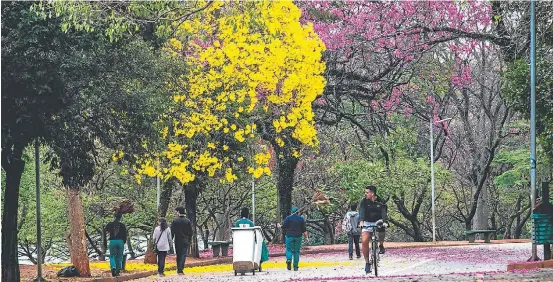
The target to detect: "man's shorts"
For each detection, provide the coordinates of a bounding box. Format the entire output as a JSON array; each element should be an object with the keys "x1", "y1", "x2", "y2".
[{"x1": 362, "y1": 222, "x2": 377, "y2": 233}]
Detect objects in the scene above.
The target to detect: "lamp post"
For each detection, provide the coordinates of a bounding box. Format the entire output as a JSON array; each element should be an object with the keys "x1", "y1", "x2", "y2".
[
  {"x1": 156, "y1": 164, "x2": 160, "y2": 212},
  {"x1": 251, "y1": 127, "x2": 256, "y2": 224},
  {"x1": 430, "y1": 117, "x2": 452, "y2": 242},
  {"x1": 35, "y1": 139, "x2": 46, "y2": 282},
  {"x1": 529, "y1": 0, "x2": 537, "y2": 261}
]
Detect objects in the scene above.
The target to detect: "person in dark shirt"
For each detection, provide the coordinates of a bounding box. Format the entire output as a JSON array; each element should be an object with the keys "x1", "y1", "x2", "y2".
[
  {"x1": 104, "y1": 213, "x2": 127, "y2": 277},
  {"x1": 374, "y1": 194, "x2": 388, "y2": 254},
  {"x1": 171, "y1": 206, "x2": 193, "y2": 275},
  {"x1": 358, "y1": 185, "x2": 388, "y2": 274},
  {"x1": 282, "y1": 207, "x2": 309, "y2": 271}
]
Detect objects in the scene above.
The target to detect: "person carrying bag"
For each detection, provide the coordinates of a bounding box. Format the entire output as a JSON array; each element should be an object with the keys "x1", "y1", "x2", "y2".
[{"x1": 153, "y1": 217, "x2": 173, "y2": 277}]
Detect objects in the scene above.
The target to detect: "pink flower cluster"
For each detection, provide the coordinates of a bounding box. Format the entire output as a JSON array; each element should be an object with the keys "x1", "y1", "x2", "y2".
[{"x1": 299, "y1": 1, "x2": 493, "y2": 113}]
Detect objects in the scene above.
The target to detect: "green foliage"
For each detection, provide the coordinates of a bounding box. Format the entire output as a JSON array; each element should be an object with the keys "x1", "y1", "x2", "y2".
[
  {"x1": 502, "y1": 57, "x2": 553, "y2": 161},
  {"x1": 3, "y1": 1, "x2": 177, "y2": 187},
  {"x1": 33, "y1": 1, "x2": 212, "y2": 43},
  {"x1": 336, "y1": 157, "x2": 449, "y2": 203},
  {"x1": 493, "y1": 148, "x2": 530, "y2": 188},
  {"x1": 493, "y1": 141, "x2": 551, "y2": 190},
  {"x1": 1, "y1": 147, "x2": 69, "y2": 262}
]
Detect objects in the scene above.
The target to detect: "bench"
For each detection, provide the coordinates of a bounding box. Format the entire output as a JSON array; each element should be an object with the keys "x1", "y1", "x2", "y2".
[
  {"x1": 465, "y1": 230, "x2": 496, "y2": 243},
  {"x1": 207, "y1": 241, "x2": 231, "y2": 257}
]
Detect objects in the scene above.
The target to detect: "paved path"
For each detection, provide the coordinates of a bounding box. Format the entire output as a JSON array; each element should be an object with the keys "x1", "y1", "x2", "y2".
[{"x1": 132, "y1": 243, "x2": 552, "y2": 281}]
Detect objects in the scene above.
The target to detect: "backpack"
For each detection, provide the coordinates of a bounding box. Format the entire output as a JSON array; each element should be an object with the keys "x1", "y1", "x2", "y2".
[
  {"x1": 342, "y1": 214, "x2": 352, "y2": 233},
  {"x1": 342, "y1": 212, "x2": 360, "y2": 234},
  {"x1": 57, "y1": 266, "x2": 80, "y2": 277}
]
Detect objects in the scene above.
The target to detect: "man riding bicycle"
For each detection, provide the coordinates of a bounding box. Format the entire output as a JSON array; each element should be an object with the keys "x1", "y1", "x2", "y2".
[{"x1": 358, "y1": 185, "x2": 388, "y2": 274}]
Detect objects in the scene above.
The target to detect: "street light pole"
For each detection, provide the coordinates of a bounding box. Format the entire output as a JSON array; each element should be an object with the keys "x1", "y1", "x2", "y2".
[
  {"x1": 251, "y1": 127, "x2": 256, "y2": 225},
  {"x1": 529, "y1": 0, "x2": 538, "y2": 261},
  {"x1": 156, "y1": 164, "x2": 160, "y2": 212},
  {"x1": 35, "y1": 139, "x2": 46, "y2": 282},
  {"x1": 252, "y1": 174, "x2": 255, "y2": 225},
  {"x1": 430, "y1": 117, "x2": 451, "y2": 243}
]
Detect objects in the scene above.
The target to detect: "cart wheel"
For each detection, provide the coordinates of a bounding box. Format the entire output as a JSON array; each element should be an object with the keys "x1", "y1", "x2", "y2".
[
  {"x1": 234, "y1": 271, "x2": 237, "y2": 276},
  {"x1": 252, "y1": 269, "x2": 255, "y2": 275}
]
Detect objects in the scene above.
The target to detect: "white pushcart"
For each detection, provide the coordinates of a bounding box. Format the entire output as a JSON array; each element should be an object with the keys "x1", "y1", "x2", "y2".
[{"x1": 231, "y1": 226, "x2": 263, "y2": 276}]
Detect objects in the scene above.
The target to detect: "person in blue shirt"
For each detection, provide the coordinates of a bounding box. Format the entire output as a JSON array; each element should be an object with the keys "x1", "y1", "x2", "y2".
[{"x1": 282, "y1": 207, "x2": 309, "y2": 271}]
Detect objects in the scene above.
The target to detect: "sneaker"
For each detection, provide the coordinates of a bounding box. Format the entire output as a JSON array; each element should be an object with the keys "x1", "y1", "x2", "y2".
[
  {"x1": 356, "y1": 255, "x2": 361, "y2": 259},
  {"x1": 111, "y1": 268, "x2": 116, "y2": 277},
  {"x1": 364, "y1": 263, "x2": 371, "y2": 274},
  {"x1": 294, "y1": 267, "x2": 298, "y2": 271},
  {"x1": 178, "y1": 272, "x2": 184, "y2": 275},
  {"x1": 286, "y1": 260, "x2": 291, "y2": 270},
  {"x1": 159, "y1": 273, "x2": 165, "y2": 277},
  {"x1": 349, "y1": 256, "x2": 353, "y2": 260},
  {"x1": 379, "y1": 246, "x2": 385, "y2": 254}
]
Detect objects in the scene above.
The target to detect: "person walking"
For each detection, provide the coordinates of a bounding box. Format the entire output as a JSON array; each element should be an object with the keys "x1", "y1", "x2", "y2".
[
  {"x1": 234, "y1": 207, "x2": 269, "y2": 266},
  {"x1": 341, "y1": 202, "x2": 361, "y2": 260},
  {"x1": 374, "y1": 194, "x2": 388, "y2": 254},
  {"x1": 153, "y1": 217, "x2": 172, "y2": 277},
  {"x1": 171, "y1": 206, "x2": 193, "y2": 275},
  {"x1": 282, "y1": 207, "x2": 309, "y2": 271},
  {"x1": 104, "y1": 213, "x2": 127, "y2": 277}
]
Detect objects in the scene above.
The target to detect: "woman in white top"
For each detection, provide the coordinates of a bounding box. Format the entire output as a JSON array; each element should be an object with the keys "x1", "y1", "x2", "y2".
[{"x1": 153, "y1": 217, "x2": 173, "y2": 276}]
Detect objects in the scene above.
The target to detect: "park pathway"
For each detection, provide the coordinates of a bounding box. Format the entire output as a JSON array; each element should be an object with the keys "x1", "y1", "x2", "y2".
[{"x1": 132, "y1": 243, "x2": 552, "y2": 281}]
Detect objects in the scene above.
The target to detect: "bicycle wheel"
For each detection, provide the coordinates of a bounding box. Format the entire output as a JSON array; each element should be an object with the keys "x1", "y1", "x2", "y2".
[{"x1": 372, "y1": 237, "x2": 378, "y2": 276}]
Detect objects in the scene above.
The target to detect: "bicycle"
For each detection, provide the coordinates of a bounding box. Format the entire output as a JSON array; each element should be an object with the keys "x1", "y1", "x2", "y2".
[{"x1": 365, "y1": 219, "x2": 387, "y2": 276}]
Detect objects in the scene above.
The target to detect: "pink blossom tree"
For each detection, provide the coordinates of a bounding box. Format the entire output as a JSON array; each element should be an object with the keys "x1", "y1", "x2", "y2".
[{"x1": 299, "y1": 1, "x2": 518, "y2": 237}]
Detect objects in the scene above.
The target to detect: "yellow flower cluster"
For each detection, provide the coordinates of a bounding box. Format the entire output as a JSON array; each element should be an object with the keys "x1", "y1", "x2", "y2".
[
  {"x1": 111, "y1": 151, "x2": 124, "y2": 162},
  {"x1": 138, "y1": 1, "x2": 325, "y2": 185}
]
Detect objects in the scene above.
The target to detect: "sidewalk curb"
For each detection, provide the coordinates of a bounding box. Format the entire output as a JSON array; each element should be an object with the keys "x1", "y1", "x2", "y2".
[{"x1": 507, "y1": 259, "x2": 553, "y2": 271}]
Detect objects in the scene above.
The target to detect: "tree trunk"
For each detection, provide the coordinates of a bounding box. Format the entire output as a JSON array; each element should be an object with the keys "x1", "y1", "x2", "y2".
[
  {"x1": 514, "y1": 203, "x2": 531, "y2": 239},
  {"x1": 185, "y1": 183, "x2": 200, "y2": 258},
  {"x1": 215, "y1": 209, "x2": 231, "y2": 241},
  {"x1": 323, "y1": 216, "x2": 334, "y2": 244},
  {"x1": 503, "y1": 219, "x2": 513, "y2": 239},
  {"x1": 99, "y1": 227, "x2": 107, "y2": 261},
  {"x1": 143, "y1": 246, "x2": 157, "y2": 264},
  {"x1": 144, "y1": 223, "x2": 157, "y2": 264},
  {"x1": 391, "y1": 195, "x2": 425, "y2": 242},
  {"x1": 490, "y1": 210, "x2": 498, "y2": 240},
  {"x1": 273, "y1": 146, "x2": 299, "y2": 243},
  {"x1": 200, "y1": 225, "x2": 209, "y2": 250},
  {"x1": 1, "y1": 148, "x2": 25, "y2": 282},
  {"x1": 127, "y1": 231, "x2": 136, "y2": 259},
  {"x1": 85, "y1": 230, "x2": 105, "y2": 260},
  {"x1": 474, "y1": 184, "x2": 490, "y2": 236},
  {"x1": 67, "y1": 187, "x2": 91, "y2": 277},
  {"x1": 516, "y1": 194, "x2": 522, "y2": 230},
  {"x1": 159, "y1": 178, "x2": 176, "y2": 217}
]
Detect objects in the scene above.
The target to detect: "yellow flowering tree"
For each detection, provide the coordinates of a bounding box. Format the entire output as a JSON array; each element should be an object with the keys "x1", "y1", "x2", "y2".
[
  {"x1": 52, "y1": 0, "x2": 326, "y2": 251},
  {"x1": 129, "y1": 0, "x2": 326, "y2": 243}
]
